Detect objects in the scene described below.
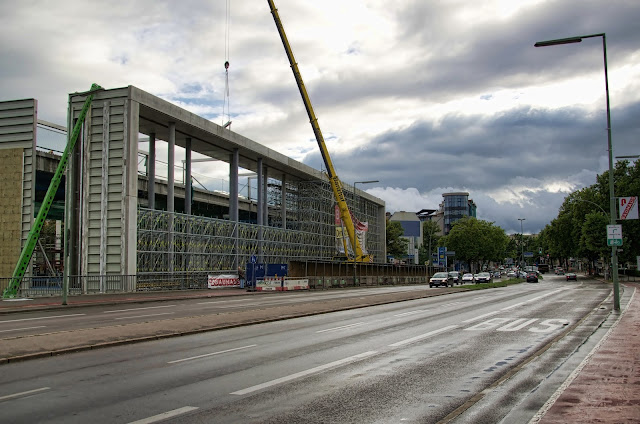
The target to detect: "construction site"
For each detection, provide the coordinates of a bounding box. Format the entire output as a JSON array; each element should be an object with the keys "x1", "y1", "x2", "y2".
[{"x1": 0, "y1": 3, "x2": 430, "y2": 298}]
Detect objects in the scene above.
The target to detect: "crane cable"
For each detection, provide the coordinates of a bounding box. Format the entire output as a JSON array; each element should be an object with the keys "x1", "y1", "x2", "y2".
[{"x1": 222, "y1": 0, "x2": 232, "y2": 129}]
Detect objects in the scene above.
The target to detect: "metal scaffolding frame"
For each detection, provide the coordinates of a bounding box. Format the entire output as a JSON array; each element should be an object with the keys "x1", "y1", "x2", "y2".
[{"x1": 137, "y1": 178, "x2": 384, "y2": 274}]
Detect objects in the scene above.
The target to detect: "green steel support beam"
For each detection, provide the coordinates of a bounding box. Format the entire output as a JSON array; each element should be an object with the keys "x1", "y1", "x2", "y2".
[{"x1": 3, "y1": 84, "x2": 102, "y2": 299}]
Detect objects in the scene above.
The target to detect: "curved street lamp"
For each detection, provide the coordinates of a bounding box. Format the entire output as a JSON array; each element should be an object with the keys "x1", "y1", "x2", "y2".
[{"x1": 535, "y1": 33, "x2": 620, "y2": 310}]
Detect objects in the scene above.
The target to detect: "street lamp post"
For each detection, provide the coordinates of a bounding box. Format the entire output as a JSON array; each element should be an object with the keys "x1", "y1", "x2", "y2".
[
  {"x1": 535, "y1": 33, "x2": 620, "y2": 310},
  {"x1": 518, "y1": 218, "x2": 526, "y2": 274}
]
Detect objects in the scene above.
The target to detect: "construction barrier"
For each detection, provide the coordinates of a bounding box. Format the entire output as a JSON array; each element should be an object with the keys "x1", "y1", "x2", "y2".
[{"x1": 255, "y1": 277, "x2": 309, "y2": 291}]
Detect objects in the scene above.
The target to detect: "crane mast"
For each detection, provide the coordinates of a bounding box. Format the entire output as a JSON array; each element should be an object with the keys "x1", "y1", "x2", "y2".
[{"x1": 267, "y1": 0, "x2": 371, "y2": 262}]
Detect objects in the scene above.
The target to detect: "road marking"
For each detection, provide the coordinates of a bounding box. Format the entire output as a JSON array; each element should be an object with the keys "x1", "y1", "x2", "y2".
[
  {"x1": 127, "y1": 406, "x2": 199, "y2": 424},
  {"x1": 0, "y1": 325, "x2": 46, "y2": 333},
  {"x1": 462, "y1": 310, "x2": 501, "y2": 324},
  {"x1": 103, "y1": 305, "x2": 176, "y2": 313},
  {"x1": 168, "y1": 345, "x2": 258, "y2": 364},
  {"x1": 231, "y1": 351, "x2": 378, "y2": 395},
  {"x1": 389, "y1": 325, "x2": 458, "y2": 347},
  {"x1": 394, "y1": 310, "x2": 428, "y2": 317},
  {"x1": 0, "y1": 314, "x2": 85, "y2": 324},
  {"x1": 501, "y1": 302, "x2": 526, "y2": 311},
  {"x1": 316, "y1": 322, "x2": 366, "y2": 333},
  {"x1": 114, "y1": 312, "x2": 174, "y2": 320},
  {"x1": 0, "y1": 387, "x2": 50, "y2": 401},
  {"x1": 197, "y1": 298, "x2": 248, "y2": 305},
  {"x1": 442, "y1": 302, "x2": 463, "y2": 307}
]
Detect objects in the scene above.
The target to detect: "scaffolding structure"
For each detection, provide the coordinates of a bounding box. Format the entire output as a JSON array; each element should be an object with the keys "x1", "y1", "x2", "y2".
[{"x1": 137, "y1": 179, "x2": 384, "y2": 274}]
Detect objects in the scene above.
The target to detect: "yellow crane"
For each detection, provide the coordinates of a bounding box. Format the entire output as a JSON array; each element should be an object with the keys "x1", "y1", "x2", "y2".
[{"x1": 267, "y1": 0, "x2": 372, "y2": 262}]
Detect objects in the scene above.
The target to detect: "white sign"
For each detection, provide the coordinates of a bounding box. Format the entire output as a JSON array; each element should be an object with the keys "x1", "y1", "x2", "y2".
[
  {"x1": 619, "y1": 196, "x2": 639, "y2": 220},
  {"x1": 208, "y1": 274, "x2": 240, "y2": 288},
  {"x1": 607, "y1": 224, "x2": 623, "y2": 247}
]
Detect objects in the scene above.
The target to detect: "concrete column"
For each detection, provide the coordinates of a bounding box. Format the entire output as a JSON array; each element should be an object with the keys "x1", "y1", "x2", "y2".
[
  {"x1": 281, "y1": 174, "x2": 287, "y2": 229},
  {"x1": 185, "y1": 137, "x2": 192, "y2": 215},
  {"x1": 167, "y1": 123, "x2": 175, "y2": 273},
  {"x1": 262, "y1": 166, "x2": 268, "y2": 226},
  {"x1": 229, "y1": 149, "x2": 239, "y2": 269},
  {"x1": 257, "y1": 158, "x2": 264, "y2": 261},
  {"x1": 229, "y1": 148, "x2": 239, "y2": 222},
  {"x1": 167, "y1": 123, "x2": 175, "y2": 213},
  {"x1": 257, "y1": 158, "x2": 263, "y2": 227},
  {"x1": 148, "y1": 132, "x2": 155, "y2": 209}
]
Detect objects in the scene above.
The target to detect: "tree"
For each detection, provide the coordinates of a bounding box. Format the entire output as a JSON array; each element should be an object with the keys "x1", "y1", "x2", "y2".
[
  {"x1": 440, "y1": 217, "x2": 508, "y2": 272},
  {"x1": 386, "y1": 220, "x2": 409, "y2": 259},
  {"x1": 419, "y1": 220, "x2": 441, "y2": 265}
]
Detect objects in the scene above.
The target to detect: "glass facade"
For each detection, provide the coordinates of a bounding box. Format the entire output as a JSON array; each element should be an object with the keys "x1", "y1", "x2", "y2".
[{"x1": 443, "y1": 192, "x2": 470, "y2": 234}]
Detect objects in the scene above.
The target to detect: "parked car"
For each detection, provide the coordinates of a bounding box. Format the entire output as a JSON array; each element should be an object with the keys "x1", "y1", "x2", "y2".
[
  {"x1": 566, "y1": 272, "x2": 577, "y2": 281},
  {"x1": 448, "y1": 271, "x2": 461, "y2": 285},
  {"x1": 507, "y1": 270, "x2": 517, "y2": 278},
  {"x1": 475, "y1": 272, "x2": 492, "y2": 283},
  {"x1": 430, "y1": 272, "x2": 453, "y2": 288},
  {"x1": 526, "y1": 272, "x2": 539, "y2": 283},
  {"x1": 555, "y1": 268, "x2": 565, "y2": 275},
  {"x1": 461, "y1": 273, "x2": 475, "y2": 283}
]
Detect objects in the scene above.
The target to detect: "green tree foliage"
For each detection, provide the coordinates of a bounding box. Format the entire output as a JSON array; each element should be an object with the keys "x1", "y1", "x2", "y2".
[
  {"x1": 418, "y1": 220, "x2": 441, "y2": 265},
  {"x1": 439, "y1": 217, "x2": 508, "y2": 271},
  {"x1": 541, "y1": 159, "x2": 639, "y2": 270},
  {"x1": 386, "y1": 220, "x2": 409, "y2": 259}
]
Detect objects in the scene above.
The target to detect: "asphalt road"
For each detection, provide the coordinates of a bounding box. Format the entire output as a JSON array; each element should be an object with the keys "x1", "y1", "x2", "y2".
[{"x1": 0, "y1": 275, "x2": 612, "y2": 423}]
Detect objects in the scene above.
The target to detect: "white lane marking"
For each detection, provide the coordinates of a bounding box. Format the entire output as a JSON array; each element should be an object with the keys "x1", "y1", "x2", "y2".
[
  {"x1": 231, "y1": 351, "x2": 378, "y2": 395},
  {"x1": 127, "y1": 406, "x2": 199, "y2": 424},
  {"x1": 114, "y1": 312, "x2": 174, "y2": 320},
  {"x1": 0, "y1": 387, "x2": 50, "y2": 401},
  {"x1": 0, "y1": 314, "x2": 85, "y2": 324},
  {"x1": 501, "y1": 302, "x2": 526, "y2": 311},
  {"x1": 168, "y1": 345, "x2": 258, "y2": 364},
  {"x1": 197, "y1": 298, "x2": 248, "y2": 305},
  {"x1": 389, "y1": 325, "x2": 458, "y2": 347},
  {"x1": 394, "y1": 310, "x2": 428, "y2": 317},
  {"x1": 103, "y1": 305, "x2": 176, "y2": 313},
  {"x1": 442, "y1": 302, "x2": 463, "y2": 307},
  {"x1": 462, "y1": 310, "x2": 502, "y2": 324},
  {"x1": 0, "y1": 325, "x2": 46, "y2": 333},
  {"x1": 464, "y1": 289, "x2": 566, "y2": 323},
  {"x1": 316, "y1": 322, "x2": 366, "y2": 333}
]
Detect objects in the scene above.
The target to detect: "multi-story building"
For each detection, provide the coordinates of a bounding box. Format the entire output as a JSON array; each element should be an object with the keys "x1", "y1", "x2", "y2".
[
  {"x1": 441, "y1": 192, "x2": 476, "y2": 235},
  {"x1": 388, "y1": 211, "x2": 422, "y2": 264}
]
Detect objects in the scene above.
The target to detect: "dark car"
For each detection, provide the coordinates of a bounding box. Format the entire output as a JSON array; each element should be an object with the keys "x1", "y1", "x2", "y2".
[
  {"x1": 526, "y1": 272, "x2": 539, "y2": 283},
  {"x1": 430, "y1": 272, "x2": 453, "y2": 288},
  {"x1": 448, "y1": 271, "x2": 461, "y2": 285},
  {"x1": 566, "y1": 272, "x2": 577, "y2": 281}
]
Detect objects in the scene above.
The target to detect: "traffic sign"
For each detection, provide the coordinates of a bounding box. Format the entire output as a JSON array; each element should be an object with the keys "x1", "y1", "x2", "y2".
[
  {"x1": 524, "y1": 251, "x2": 534, "y2": 258},
  {"x1": 607, "y1": 224, "x2": 623, "y2": 246}
]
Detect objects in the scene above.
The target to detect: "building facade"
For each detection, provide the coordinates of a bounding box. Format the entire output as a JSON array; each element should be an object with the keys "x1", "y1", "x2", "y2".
[{"x1": 441, "y1": 192, "x2": 476, "y2": 235}]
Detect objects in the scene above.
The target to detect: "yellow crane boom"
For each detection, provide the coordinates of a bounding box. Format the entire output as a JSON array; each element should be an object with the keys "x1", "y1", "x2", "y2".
[{"x1": 267, "y1": 0, "x2": 371, "y2": 262}]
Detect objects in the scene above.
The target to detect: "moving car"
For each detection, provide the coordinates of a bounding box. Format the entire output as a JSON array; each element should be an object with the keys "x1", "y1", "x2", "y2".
[
  {"x1": 526, "y1": 272, "x2": 539, "y2": 283},
  {"x1": 555, "y1": 268, "x2": 565, "y2": 275},
  {"x1": 507, "y1": 270, "x2": 517, "y2": 278},
  {"x1": 448, "y1": 271, "x2": 461, "y2": 285},
  {"x1": 475, "y1": 272, "x2": 492, "y2": 283},
  {"x1": 461, "y1": 273, "x2": 475, "y2": 283},
  {"x1": 566, "y1": 272, "x2": 577, "y2": 281},
  {"x1": 430, "y1": 272, "x2": 453, "y2": 288}
]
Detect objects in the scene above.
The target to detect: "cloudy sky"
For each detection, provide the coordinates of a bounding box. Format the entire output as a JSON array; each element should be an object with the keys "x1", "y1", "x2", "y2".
[{"x1": 2, "y1": 0, "x2": 639, "y2": 235}]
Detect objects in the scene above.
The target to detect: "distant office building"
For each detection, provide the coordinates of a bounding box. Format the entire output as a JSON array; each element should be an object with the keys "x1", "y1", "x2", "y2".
[
  {"x1": 388, "y1": 211, "x2": 422, "y2": 264},
  {"x1": 441, "y1": 192, "x2": 476, "y2": 235}
]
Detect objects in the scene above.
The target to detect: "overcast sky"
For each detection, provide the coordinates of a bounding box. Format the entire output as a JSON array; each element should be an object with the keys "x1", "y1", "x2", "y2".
[{"x1": 2, "y1": 0, "x2": 639, "y2": 235}]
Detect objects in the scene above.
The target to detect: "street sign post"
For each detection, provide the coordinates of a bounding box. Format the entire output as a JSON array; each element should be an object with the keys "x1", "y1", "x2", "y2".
[{"x1": 607, "y1": 224, "x2": 623, "y2": 247}]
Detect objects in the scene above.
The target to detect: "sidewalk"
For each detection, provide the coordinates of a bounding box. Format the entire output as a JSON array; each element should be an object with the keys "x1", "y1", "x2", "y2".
[
  {"x1": 0, "y1": 288, "x2": 257, "y2": 314},
  {"x1": 536, "y1": 282, "x2": 640, "y2": 423}
]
